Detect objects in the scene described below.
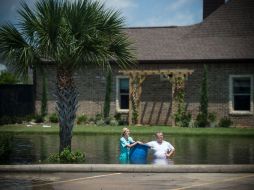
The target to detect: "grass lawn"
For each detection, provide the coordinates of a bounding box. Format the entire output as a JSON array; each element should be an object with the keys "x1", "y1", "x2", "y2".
[{"x1": 0, "y1": 124, "x2": 254, "y2": 136}]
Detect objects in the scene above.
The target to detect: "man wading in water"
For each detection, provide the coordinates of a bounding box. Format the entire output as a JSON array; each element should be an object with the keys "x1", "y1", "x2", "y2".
[{"x1": 146, "y1": 132, "x2": 175, "y2": 165}]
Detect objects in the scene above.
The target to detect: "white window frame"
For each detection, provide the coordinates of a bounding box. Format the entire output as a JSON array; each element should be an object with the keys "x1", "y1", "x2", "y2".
[
  {"x1": 229, "y1": 75, "x2": 253, "y2": 115},
  {"x1": 116, "y1": 76, "x2": 129, "y2": 113}
]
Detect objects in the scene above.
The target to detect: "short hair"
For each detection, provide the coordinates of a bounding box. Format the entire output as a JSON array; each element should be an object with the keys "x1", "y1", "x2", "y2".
[{"x1": 155, "y1": 131, "x2": 163, "y2": 137}]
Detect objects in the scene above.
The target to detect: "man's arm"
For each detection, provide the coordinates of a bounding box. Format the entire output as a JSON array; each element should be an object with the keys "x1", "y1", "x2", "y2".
[
  {"x1": 166, "y1": 142, "x2": 175, "y2": 159},
  {"x1": 166, "y1": 149, "x2": 175, "y2": 159}
]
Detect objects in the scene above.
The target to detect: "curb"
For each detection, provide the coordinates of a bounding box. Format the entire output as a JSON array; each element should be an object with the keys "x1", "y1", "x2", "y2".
[{"x1": 0, "y1": 164, "x2": 254, "y2": 173}]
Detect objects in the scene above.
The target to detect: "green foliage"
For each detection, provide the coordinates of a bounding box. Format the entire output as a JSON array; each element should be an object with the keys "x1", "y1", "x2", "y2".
[
  {"x1": 114, "y1": 113, "x2": 121, "y2": 121},
  {"x1": 96, "y1": 119, "x2": 105, "y2": 126},
  {"x1": 173, "y1": 76, "x2": 191, "y2": 127},
  {"x1": 197, "y1": 65, "x2": 209, "y2": 127},
  {"x1": 195, "y1": 113, "x2": 207, "y2": 128},
  {"x1": 113, "y1": 113, "x2": 126, "y2": 125},
  {"x1": 77, "y1": 114, "x2": 88, "y2": 125},
  {"x1": 47, "y1": 153, "x2": 60, "y2": 163},
  {"x1": 49, "y1": 113, "x2": 59, "y2": 123},
  {"x1": 208, "y1": 112, "x2": 217, "y2": 123},
  {"x1": 0, "y1": 116, "x2": 23, "y2": 125},
  {"x1": 40, "y1": 70, "x2": 48, "y2": 117},
  {"x1": 175, "y1": 111, "x2": 192, "y2": 128},
  {"x1": 109, "y1": 118, "x2": 119, "y2": 126},
  {"x1": 219, "y1": 117, "x2": 233, "y2": 128},
  {"x1": 103, "y1": 70, "x2": 112, "y2": 119},
  {"x1": 48, "y1": 147, "x2": 85, "y2": 163},
  {"x1": 95, "y1": 113, "x2": 103, "y2": 121},
  {"x1": 88, "y1": 117, "x2": 95, "y2": 123},
  {"x1": 34, "y1": 114, "x2": 44, "y2": 123},
  {"x1": 0, "y1": 134, "x2": 13, "y2": 163},
  {"x1": 0, "y1": 71, "x2": 19, "y2": 84},
  {"x1": 131, "y1": 95, "x2": 138, "y2": 124}
]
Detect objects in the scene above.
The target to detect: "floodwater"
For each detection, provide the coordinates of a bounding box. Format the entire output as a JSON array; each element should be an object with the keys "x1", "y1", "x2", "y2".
[{"x1": 2, "y1": 134, "x2": 254, "y2": 164}]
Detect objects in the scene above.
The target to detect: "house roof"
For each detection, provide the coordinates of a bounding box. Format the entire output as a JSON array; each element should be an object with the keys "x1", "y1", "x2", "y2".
[{"x1": 124, "y1": 0, "x2": 254, "y2": 61}]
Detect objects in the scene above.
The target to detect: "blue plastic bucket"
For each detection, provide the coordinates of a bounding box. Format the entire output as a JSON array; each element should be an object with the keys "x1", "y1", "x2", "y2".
[{"x1": 130, "y1": 144, "x2": 150, "y2": 164}]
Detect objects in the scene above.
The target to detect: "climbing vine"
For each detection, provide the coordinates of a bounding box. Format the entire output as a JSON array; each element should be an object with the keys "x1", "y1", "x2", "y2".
[
  {"x1": 173, "y1": 76, "x2": 191, "y2": 127},
  {"x1": 131, "y1": 78, "x2": 139, "y2": 124}
]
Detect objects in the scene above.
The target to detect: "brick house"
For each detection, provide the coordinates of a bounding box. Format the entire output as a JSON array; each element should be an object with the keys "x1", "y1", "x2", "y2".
[{"x1": 36, "y1": 0, "x2": 254, "y2": 127}]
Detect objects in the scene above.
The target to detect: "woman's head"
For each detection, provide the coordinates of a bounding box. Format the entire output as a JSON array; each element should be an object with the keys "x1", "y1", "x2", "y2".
[{"x1": 122, "y1": 127, "x2": 130, "y2": 137}]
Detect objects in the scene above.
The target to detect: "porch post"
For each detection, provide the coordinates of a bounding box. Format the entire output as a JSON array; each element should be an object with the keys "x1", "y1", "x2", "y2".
[
  {"x1": 128, "y1": 75, "x2": 133, "y2": 125},
  {"x1": 171, "y1": 73, "x2": 186, "y2": 127},
  {"x1": 136, "y1": 75, "x2": 146, "y2": 125},
  {"x1": 171, "y1": 74, "x2": 177, "y2": 126}
]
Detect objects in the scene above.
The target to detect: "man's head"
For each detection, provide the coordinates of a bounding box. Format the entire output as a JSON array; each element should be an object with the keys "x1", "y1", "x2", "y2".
[{"x1": 155, "y1": 132, "x2": 164, "y2": 144}]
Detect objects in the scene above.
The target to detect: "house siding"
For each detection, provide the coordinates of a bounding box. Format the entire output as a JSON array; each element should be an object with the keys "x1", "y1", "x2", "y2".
[{"x1": 35, "y1": 62, "x2": 254, "y2": 127}]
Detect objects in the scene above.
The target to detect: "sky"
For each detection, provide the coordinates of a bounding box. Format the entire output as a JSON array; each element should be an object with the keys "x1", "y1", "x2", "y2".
[
  {"x1": 0, "y1": 0, "x2": 203, "y2": 70},
  {"x1": 0, "y1": 0, "x2": 203, "y2": 27}
]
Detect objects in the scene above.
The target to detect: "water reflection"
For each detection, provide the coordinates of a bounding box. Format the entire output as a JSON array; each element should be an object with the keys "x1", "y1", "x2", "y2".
[{"x1": 3, "y1": 134, "x2": 254, "y2": 164}]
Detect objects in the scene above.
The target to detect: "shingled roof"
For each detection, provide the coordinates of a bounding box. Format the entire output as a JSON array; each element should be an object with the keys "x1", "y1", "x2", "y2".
[{"x1": 124, "y1": 0, "x2": 254, "y2": 61}]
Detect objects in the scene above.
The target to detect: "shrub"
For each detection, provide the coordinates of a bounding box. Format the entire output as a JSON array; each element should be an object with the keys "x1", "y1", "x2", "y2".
[
  {"x1": 114, "y1": 113, "x2": 127, "y2": 125},
  {"x1": 0, "y1": 116, "x2": 12, "y2": 125},
  {"x1": 175, "y1": 112, "x2": 192, "y2": 128},
  {"x1": 103, "y1": 70, "x2": 112, "y2": 119},
  {"x1": 114, "y1": 113, "x2": 121, "y2": 121},
  {"x1": 0, "y1": 116, "x2": 23, "y2": 125},
  {"x1": 77, "y1": 114, "x2": 88, "y2": 125},
  {"x1": 14, "y1": 116, "x2": 23, "y2": 124},
  {"x1": 47, "y1": 147, "x2": 85, "y2": 163},
  {"x1": 96, "y1": 119, "x2": 105, "y2": 126},
  {"x1": 48, "y1": 152, "x2": 60, "y2": 163},
  {"x1": 219, "y1": 117, "x2": 233, "y2": 128},
  {"x1": 104, "y1": 116, "x2": 116, "y2": 125},
  {"x1": 34, "y1": 114, "x2": 44, "y2": 123},
  {"x1": 208, "y1": 112, "x2": 217, "y2": 123},
  {"x1": 0, "y1": 71, "x2": 19, "y2": 84},
  {"x1": 208, "y1": 112, "x2": 217, "y2": 127},
  {"x1": 95, "y1": 113, "x2": 103, "y2": 121},
  {"x1": 49, "y1": 113, "x2": 58, "y2": 123},
  {"x1": 197, "y1": 64, "x2": 209, "y2": 127},
  {"x1": 109, "y1": 118, "x2": 119, "y2": 126},
  {"x1": 40, "y1": 70, "x2": 48, "y2": 117},
  {"x1": 24, "y1": 114, "x2": 35, "y2": 122},
  {"x1": 195, "y1": 113, "x2": 208, "y2": 128}
]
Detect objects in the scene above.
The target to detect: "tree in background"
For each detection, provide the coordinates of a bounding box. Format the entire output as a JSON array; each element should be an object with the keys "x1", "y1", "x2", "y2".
[
  {"x1": 0, "y1": 72, "x2": 19, "y2": 84},
  {"x1": 103, "y1": 69, "x2": 112, "y2": 119},
  {"x1": 40, "y1": 68, "x2": 48, "y2": 117},
  {"x1": 196, "y1": 64, "x2": 209, "y2": 127}
]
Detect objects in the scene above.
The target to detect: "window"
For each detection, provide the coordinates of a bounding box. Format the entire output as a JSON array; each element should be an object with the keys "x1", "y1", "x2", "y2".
[
  {"x1": 116, "y1": 76, "x2": 129, "y2": 112},
  {"x1": 229, "y1": 75, "x2": 253, "y2": 114}
]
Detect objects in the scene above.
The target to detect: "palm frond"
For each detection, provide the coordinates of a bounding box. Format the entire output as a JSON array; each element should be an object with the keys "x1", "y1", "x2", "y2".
[
  {"x1": 108, "y1": 34, "x2": 137, "y2": 69},
  {"x1": 0, "y1": 23, "x2": 36, "y2": 79},
  {"x1": 33, "y1": 0, "x2": 64, "y2": 58}
]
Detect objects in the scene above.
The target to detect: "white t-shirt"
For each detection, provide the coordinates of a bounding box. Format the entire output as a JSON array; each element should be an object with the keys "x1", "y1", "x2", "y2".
[{"x1": 146, "y1": 141, "x2": 175, "y2": 165}]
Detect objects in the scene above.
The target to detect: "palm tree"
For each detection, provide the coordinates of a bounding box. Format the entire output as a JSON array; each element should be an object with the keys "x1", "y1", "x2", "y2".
[{"x1": 0, "y1": 0, "x2": 135, "y2": 152}]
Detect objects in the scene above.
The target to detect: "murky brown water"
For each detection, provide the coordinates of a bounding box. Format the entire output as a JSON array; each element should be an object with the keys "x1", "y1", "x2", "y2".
[{"x1": 2, "y1": 134, "x2": 254, "y2": 164}]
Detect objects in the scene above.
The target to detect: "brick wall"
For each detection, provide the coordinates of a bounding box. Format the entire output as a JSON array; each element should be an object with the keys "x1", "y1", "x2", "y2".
[{"x1": 35, "y1": 62, "x2": 254, "y2": 127}]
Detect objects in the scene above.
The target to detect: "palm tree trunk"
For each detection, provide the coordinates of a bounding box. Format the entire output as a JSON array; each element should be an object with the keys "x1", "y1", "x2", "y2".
[{"x1": 56, "y1": 67, "x2": 78, "y2": 153}]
